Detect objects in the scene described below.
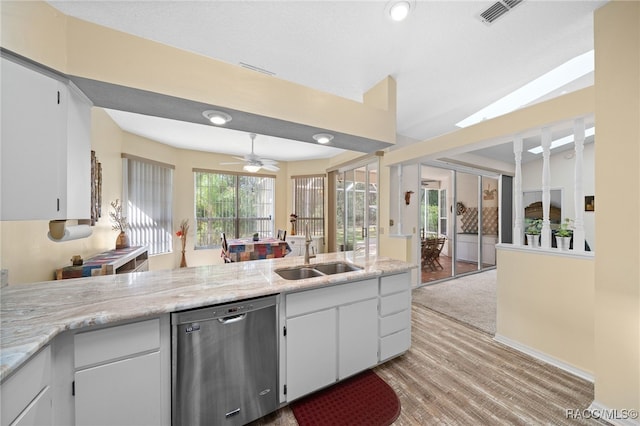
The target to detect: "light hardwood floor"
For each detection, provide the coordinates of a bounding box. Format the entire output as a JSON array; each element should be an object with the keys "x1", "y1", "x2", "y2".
[{"x1": 252, "y1": 303, "x2": 602, "y2": 425}]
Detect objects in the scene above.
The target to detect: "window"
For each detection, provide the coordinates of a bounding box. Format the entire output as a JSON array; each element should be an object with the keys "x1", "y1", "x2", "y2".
[
  {"x1": 292, "y1": 175, "x2": 325, "y2": 236},
  {"x1": 122, "y1": 155, "x2": 174, "y2": 255},
  {"x1": 194, "y1": 170, "x2": 275, "y2": 248}
]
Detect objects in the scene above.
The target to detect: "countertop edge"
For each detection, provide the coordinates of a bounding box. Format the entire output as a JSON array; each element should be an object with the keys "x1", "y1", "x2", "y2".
[{"x1": 1, "y1": 253, "x2": 415, "y2": 382}]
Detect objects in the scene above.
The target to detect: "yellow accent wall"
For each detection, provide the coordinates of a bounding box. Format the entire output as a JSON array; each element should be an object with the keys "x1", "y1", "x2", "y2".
[
  {"x1": 496, "y1": 248, "x2": 595, "y2": 373},
  {"x1": 0, "y1": 109, "x2": 123, "y2": 284},
  {"x1": 594, "y1": 0, "x2": 640, "y2": 412}
]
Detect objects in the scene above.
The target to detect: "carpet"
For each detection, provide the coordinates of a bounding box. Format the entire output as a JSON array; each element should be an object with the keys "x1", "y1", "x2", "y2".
[
  {"x1": 291, "y1": 370, "x2": 400, "y2": 426},
  {"x1": 412, "y1": 269, "x2": 497, "y2": 335}
]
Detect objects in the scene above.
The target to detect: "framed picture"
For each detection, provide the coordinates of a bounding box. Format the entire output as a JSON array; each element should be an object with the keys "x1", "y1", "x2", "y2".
[{"x1": 585, "y1": 195, "x2": 595, "y2": 212}]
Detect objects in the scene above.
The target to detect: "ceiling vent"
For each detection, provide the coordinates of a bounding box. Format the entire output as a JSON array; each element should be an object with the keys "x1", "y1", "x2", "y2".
[{"x1": 478, "y1": 0, "x2": 523, "y2": 25}]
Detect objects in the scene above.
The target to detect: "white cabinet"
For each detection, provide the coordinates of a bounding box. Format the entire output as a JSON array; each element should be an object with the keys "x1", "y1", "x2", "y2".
[
  {"x1": 73, "y1": 318, "x2": 169, "y2": 426},
  {"x1": 285, "y1": 308, "x2": 337, "y2": 401},
  {"x1": 378, "y1": 273, "x2": 411, "y2": 361},
  {"x1": 456, "y1": 234, "x2": 497, "y2": 264},
  {"x1": 284, "y1": 279, "x2": 378, "y2": 401},
  {"x1": 338, "y1": 298, "x2": 378, "y2": 378},
  {"x1": 0, "y1": 346, "x2": 52, "y2": 426},
  {"x1": 0, "y1": 56, "x2": 91, "y2": 221}
]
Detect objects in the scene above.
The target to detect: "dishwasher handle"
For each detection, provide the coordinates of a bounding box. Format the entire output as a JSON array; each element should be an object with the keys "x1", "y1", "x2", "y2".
[{"x1": 218, "y1": 313, "x2": 247, "y2": 324}]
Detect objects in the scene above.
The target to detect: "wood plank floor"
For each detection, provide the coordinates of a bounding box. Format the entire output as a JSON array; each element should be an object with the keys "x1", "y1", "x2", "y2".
[{"x1": 251, "y1": 303, "x2": 602, "y2": 426}]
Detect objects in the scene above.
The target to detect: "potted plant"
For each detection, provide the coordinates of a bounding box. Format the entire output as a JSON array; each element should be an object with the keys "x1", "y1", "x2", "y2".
[
  {"x1": 525, "y1": 218, "x2": 542, "y2": 248},
  {"x1": 110, "y1": 199, "x2": 129, "y2": 249},
  {"x1": 555, "y1": 218, "x2": 573, "y2": 250}
]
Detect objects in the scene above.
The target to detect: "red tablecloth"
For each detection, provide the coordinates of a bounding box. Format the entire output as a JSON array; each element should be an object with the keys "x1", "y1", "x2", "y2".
[{"x1": 225, "y1": 237, "x2": 291, "y2": 262}]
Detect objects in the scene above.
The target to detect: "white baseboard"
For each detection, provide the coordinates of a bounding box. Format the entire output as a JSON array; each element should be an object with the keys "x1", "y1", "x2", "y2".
[
  {"x1": 588, "y1": 401, "x2": 640, "y2": 426},
  {"x1": 493, "y1": 334, "x2": 594, "y2": 382}
]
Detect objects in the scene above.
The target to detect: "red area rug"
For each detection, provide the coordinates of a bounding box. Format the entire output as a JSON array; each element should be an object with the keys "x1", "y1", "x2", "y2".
[{"x1": 291, "y1": 370, "x2": 401, "y2": 426}]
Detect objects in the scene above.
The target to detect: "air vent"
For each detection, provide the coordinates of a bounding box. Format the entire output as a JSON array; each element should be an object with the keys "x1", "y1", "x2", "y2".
[
  {"x1": 239, "y1": 62, "x2": 276, "y2": 76},
  {"x1": 478, "y1": 0, "x2": 524, "y2": 25}
]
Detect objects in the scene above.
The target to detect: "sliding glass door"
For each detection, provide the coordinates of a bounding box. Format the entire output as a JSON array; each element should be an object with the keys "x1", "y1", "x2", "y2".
[{"x1": 335, "y1": 160, "x2": 378, "y2": 257}]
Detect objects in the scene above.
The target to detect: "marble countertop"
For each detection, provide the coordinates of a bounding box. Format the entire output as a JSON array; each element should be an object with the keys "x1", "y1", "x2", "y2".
[{"x1": 0, "y1": 252, "x2": 414, "y2": 382}]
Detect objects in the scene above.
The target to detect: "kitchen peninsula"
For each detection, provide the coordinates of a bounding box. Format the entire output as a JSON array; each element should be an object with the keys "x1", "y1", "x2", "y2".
[{"x1": 0, "y1": 252, "x2": 413, "y2": 426}]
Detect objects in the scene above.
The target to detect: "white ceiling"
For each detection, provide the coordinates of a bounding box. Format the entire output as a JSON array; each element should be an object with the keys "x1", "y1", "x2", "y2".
[{"x1": 47, "y1": 0, "x2": 607, "y2": 163}]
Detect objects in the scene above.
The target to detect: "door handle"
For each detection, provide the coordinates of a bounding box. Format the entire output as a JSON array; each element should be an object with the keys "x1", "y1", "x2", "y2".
[{"x1": 218, "y1": 313, "x2": 246, "y2": 324}]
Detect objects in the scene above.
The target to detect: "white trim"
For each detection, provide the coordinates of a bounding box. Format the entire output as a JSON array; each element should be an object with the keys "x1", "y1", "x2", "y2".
[
  {"x1": 493, "y1": 334, "x2": 594, "y2": 382},
  {"x1": 496, "y1": 243, "x2": 594, "y2": 259},
  {"x1": 588, "y1": 401, "x2": 640, "y2": 426}
]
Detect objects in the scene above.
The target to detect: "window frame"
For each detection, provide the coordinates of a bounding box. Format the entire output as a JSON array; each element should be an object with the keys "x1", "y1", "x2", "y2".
[{"x1": 194, "y1": 169, "x2": 276, "y2": 249}]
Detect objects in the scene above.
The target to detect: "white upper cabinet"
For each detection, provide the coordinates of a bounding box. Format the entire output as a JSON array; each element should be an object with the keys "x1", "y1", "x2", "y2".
[{"x1": 1, "y1": 56, "x2": 91, "y2": 221}]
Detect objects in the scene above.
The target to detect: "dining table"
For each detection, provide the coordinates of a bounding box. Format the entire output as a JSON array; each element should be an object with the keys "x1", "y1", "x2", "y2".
[{"x1": 224, "y1": 237, "x2": 291, "y2": 262}]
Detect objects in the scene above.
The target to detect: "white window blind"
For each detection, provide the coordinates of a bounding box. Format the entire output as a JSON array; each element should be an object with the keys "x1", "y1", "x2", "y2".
[
  {"x1": 122, "y1": 155, "x2": 174, "y2": 255},
  {"x1": 292, "y1": 175, "x2": 325, "y2": 236}
]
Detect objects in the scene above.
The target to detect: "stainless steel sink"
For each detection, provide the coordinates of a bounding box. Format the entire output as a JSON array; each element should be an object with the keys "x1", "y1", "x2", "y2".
[
  {"x1": 312, "y1": 262, "x2": 362, "y2": 275},
  {"x1": 275, "y1": 262, "x2": 362, "y2": 280},
  {"x1": 275, "y1": 267, "x2": 325, "y2": 280}
]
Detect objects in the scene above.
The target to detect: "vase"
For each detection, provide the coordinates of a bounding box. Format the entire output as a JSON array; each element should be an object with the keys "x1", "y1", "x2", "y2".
[
  {"x1": 180, "y1": 250, "x2": 187, "y2": 268},
  {"x1": 556, "y1": 236, "x2": 571, "y2": 250},
  {"x1": 115, "y1": 231, "x2": 130, "y2": 249},
  {"x1": 526, "y1": 234, "x2": 540, "y2": 248},
  {"x1": 290, "y1": 222, "x2": 296, "y2": 236}
]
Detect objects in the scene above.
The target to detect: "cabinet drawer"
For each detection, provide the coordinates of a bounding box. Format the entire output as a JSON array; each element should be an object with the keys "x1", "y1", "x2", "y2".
[
  {"x1": 379, "y1": 291, "x2": 410, "y2": 316},
  {"x1": 379, "y1": 328, "x2": 411, "y2": 361},
  {"x1": 75, "y1": 318, "x2": 160, "y2": 368},
  {"x1": 380, "y1": 273, "x2": 410, "y2": 296},
  {"x1": 1, "y1": 346, "x2": 51, "y2": 426},
  {"x1": 287, "y1": 279, "x2": 377, "y2": 317},
  {"x1": 379, "y1": 309, "x2": 410, "y2": 337}
]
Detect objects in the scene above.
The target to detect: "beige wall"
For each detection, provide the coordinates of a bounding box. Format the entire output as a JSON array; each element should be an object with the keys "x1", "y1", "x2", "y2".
[
  {"x1": 0, "y1": 109, "x2": 122, "y2": 284},
  {"x1": 496, "y1": 248, "x2": 595, "y2": 374},
  {"x1": 0, "y1": 1, "x2": 396, "y2": 146},
  {"x1": 594, "y1": 0, "x2": 640, "y2": 412}
]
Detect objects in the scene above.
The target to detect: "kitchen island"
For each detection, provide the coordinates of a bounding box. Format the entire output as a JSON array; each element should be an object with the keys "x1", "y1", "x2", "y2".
[{"x1": 0, "y1": 252, "x2": 414, "y2": 426}]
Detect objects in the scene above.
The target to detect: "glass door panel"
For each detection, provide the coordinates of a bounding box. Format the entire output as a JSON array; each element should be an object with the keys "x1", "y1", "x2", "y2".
[
  {"x1": 455, "y1": 172, "x2": 481, "y2": 274},
  {"x1": 419, "y1": 166, "x2": 453, "y2": 284},
  {"x1": 344, "y1": 169, "x2": 356, "y2": 252},
  {"x1": 481, "y1": 176, "x2": 499, "y2": 269},
  {"x1": 366, "y1": 162, "x2": 378, "y2": 257}
]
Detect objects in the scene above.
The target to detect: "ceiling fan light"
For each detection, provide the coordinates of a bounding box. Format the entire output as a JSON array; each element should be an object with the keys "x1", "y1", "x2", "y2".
[
  {"x1": 202, "y1": 110, "x2": 232, "y2": 126},
  {"x1": 313, "y1": 133, "x2": 334, "y2": 144},
  {"x1": 243, "y1": 164, "x2": 261, "y2": 173},
  {"x1": 389, "y1": 1, "x2": 411, "y2": 21}
]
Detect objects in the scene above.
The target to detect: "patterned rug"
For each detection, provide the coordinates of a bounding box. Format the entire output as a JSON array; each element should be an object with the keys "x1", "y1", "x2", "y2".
[{"x1": 291, "y1": 370, "x2": 400, "y2": 426}]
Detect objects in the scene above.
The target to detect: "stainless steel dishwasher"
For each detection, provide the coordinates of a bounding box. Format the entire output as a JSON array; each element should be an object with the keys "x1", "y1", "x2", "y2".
[{"x1": 171, "y1": 295, "x2": 278, "y2": 426}]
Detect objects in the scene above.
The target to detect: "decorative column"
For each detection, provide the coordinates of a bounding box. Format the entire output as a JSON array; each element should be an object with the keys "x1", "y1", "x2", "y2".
[
  {"x1": 540, "y1": 127, "x2": 552, "y2": 248},
  {"x1": 513, "y1": 136, "x2": 524, "y2": 245},
  {"x1": 572, "y1": 118, "x2": 586, "y2": 252}
]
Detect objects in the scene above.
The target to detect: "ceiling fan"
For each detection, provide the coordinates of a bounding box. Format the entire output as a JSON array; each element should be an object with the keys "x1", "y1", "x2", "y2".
[{"x1": 221, "y1": 133, "x2": 280, "y2": 172}]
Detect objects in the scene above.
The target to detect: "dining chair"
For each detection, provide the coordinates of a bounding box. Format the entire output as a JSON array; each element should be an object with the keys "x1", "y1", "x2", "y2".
[
  {"x1": 277, "y1": 229, "x2": 287, "y2": 241},
  {"x1": 221, "y1": 233, "x2": 233, "y2": 263}
]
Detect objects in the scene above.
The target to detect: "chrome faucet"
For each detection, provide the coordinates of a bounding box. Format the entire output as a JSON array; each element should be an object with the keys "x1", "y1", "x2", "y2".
[{"x1": 304, "y1": 223, "x2": 315, "y2": 265}]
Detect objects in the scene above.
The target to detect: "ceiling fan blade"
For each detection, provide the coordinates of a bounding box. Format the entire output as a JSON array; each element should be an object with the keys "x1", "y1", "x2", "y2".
[
  {"x1": 260, "y1": 158, "x2": 278, "y2": 165},
  {"x1": 262, "y1": 164, "x2": 280, "y2": 172},
  {"x1": 232, "y1": 156, "x2": 247, "y2": 161},
  {"x1": 220, "y1": 161, "x2": 245, "y2": 165}
]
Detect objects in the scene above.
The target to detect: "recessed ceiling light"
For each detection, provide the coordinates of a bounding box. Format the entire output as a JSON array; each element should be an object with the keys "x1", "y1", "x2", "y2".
[
  {"x1": 386, "y1": 1, "x2": 412, "y2": 22},
  {"x1": 456, "y1": 50, "x2": 595, "y2": 128},
  {"x1": 313, "y1": 133, "x2": 334, "y2": 144},
  {"x1": 202, "y1": 110, "x2": 232, "y2": 126}
]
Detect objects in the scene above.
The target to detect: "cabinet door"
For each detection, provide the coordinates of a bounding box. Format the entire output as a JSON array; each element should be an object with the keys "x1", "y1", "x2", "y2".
[
  {"x1": 1, "y1": 58, "x2": 65, "y2": 220},
  {"x1": 10, "y1": 387, "x2": 51, "y2": 426},
  {"x1": 338, "y1": 298, "x2": 378, "y2": 379},
  {"x1": 75, "y1": 352, "x2": 161, "y2": 426},
  {"x1": 286, "y1": 309, "x2": 337, "y2": 401}
]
